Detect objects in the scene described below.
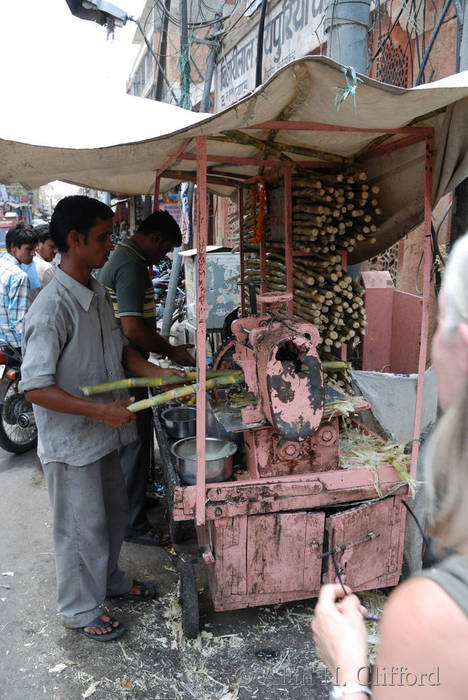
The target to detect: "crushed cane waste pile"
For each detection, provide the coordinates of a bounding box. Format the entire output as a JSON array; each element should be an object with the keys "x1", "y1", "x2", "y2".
[
  {"x1": 340, "y1": 425, "x2": 417, "y2": 497},
  {"x1": 61, "y1": 576, "x2": 386, "y2": 700}
]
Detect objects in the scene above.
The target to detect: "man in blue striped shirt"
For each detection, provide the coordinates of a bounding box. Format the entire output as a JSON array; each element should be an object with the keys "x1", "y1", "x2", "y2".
[{"x1": 0, "y1": 224, "x2": 38, "y2": 349}]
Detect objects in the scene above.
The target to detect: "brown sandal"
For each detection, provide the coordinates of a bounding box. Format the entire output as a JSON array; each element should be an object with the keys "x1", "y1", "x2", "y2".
[{"x1": 124, "y1": 526, "x2": 171, "y2": 547}]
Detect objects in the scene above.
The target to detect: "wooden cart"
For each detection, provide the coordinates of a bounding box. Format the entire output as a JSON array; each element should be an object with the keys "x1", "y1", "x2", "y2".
[{"x1": 152, "y1": 121, "x2": 434, "y2": 637}]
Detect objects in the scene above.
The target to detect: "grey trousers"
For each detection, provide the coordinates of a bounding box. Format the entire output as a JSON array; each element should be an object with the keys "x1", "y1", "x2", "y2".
[
  {"x1": 119, "y1": 387, "x2": 152, "y2": 537},
  {"x1": 43, "y1": 450, "x2": 133, "y2": 628}
]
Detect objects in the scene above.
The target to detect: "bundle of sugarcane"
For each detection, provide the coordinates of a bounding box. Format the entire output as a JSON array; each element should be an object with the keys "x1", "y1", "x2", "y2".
[
  {"x1": 323, "y1": 365, "x2": 354, "y2": 393},
  {"x1": 291, "y1": 169, "x2": 380, "y2": 255},
  {"x1": 80, "y1": 369, "x2": 241, "y2": 397},
  {"x1": 239, "y1": 167, "x2": 376, "y2": 352},
  {"x1": 243, "y1": 249, "x2": 367, "y2": 351}
]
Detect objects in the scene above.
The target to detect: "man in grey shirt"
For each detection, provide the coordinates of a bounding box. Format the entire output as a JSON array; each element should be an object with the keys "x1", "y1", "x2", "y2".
[{"x1": 21, "y1": 196, "x2": 183, "y2": 642}]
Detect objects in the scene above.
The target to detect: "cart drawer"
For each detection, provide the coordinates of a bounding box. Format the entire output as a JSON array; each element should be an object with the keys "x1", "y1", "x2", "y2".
[{"x1": 246, "y1": 511, "x2": 325, "y2": 594}]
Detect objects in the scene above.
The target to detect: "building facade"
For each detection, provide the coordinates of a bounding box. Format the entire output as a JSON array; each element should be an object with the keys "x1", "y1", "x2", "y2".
[{"x1": 127, "y1": 0, "x2": 459, "y2": 313}]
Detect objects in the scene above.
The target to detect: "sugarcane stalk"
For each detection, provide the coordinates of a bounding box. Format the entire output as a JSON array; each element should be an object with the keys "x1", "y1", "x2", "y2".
[
  {"x1": 81, "y1": 369, "x2": 239, "y2": 397},
  {"x1": 128, "y1": 373, "x2": 245, "y2": 413}
]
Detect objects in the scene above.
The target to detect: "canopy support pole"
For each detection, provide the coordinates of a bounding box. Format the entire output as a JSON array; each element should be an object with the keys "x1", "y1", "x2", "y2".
[
  {"x1": 284, "y1": 166, "x2": 294, "y2": 316},
  {"x1": 195, "y1": 135, "x2": 208, "y2": 526},
  {"x1": 410, "y1": 135, "x2": 434, "y2": 479},
  {"x1": 153, "y1": 176, "x2": 160, "y2": 210},
  {"x1": 239, "y1": 187, "x2": 246, "y2": 316}
]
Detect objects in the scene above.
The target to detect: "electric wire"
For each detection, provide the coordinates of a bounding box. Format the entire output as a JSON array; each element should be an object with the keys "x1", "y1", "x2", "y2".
[
  {"x1": 330, "y1": 552, "x2": 380, "y2": 622},
  {"x1": 402, "y1": 499, "x2": 430, "y2": 550},
  {"x1": 133, "y1": 1, "x2": 222, "y2": 103},
  {"x1": 218, "y1": 0, "x2": 263, "y2": 39},
  {"x1": 367, "y1": 0, "x2": 448, "y2": 90},
  {"x1": 415, "y1": 0, "x2": 453, "y2": 84},
  {"x1": 129, "y1": 16, "x2": 179, "y2": 103},
  {"x1": 153, "y1": 0, "x2": 232, "y2": 28}
]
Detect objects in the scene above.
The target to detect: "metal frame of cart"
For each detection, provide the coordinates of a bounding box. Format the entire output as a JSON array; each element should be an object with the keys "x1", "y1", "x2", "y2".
[{"x1": 152, "y1": 121, "x2": 433, "y2": 628}]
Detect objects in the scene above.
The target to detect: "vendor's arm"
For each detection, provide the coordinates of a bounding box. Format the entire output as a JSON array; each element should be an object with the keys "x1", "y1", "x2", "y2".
[
  {"x1": 122, "y1": 345, "x2": 186, "y2": 378},
  {"x1": 21, "y1": 312, "x2": 134, "y2": 429},
  {"x1": 120, "y1": 316, "x2": 195, "y2": 366},
  {"x1": 25, "y1": 386, "x2": 135, "y2": 429},
  {"x1": 113, "y1": 265, "x2": 195, "y2": 366}
]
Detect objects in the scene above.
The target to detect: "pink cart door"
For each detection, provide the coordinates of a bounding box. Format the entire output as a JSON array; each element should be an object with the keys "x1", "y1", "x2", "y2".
[
  {"x1": 324, "y1": 496, "x2": 404, "y2": 591},
  {"x1": 210, "y1": 516, "x2": 248, "y2": 598},
  {"x1": 246, "y1": 511, "x2": 325, "y2": 595}
]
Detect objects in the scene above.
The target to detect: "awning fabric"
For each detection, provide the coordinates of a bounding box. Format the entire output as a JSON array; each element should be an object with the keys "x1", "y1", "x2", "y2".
[{"x1": 1, "y1": 56, "x2": 468, "y2": 262}]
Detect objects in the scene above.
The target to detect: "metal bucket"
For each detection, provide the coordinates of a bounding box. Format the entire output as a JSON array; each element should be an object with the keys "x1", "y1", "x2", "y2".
[
  {"x1": 161, "y1": 406, "x2": 196, "y2": 439},
  {"x1": 170, "y1": 436, "x2": 237, "y2": 484}
]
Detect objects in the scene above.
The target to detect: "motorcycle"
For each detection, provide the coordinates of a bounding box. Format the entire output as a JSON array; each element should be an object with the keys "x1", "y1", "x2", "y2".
[
  {"x1": 152, "y1": 258, "x2": 186, "y2": 326},
  {"x1": 0, "y1": 343, "x2": 37, "y2": 454}
]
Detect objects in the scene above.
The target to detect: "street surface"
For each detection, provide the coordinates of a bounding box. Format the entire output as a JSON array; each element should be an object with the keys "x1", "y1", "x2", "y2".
[{"x1": 0, "y1": 446, "x2": 334, "y2": 700}]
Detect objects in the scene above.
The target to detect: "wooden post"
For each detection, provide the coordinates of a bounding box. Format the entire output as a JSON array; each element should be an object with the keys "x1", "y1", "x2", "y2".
[
  {"x1": 153, "y1": 175, "x2": 160, "y2": 211},
  {"x1": 284, "y1": 166, "x2": 294, "y2": 316},
  {"x1": 239, "y1": 187, "x2": 246, "y2": 316},
  {"x1": 195, "y1": 136, "x2": 208, "y2": 526},
  {"x1": 410, "y1": 136, "x2": 434, "y2": 479},
  {"x1": 339, "y1": 250, "x2": 348, "y2": 362}
]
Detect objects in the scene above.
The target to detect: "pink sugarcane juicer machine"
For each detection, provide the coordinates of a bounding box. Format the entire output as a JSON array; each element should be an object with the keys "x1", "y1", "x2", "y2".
[{"x1": 230, "y1": 294, "x2": 340, "y2": 479}]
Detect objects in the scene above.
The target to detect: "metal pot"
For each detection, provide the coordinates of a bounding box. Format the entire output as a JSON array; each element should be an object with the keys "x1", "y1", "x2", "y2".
[
  {"x1": 170, "y1": 437, "x2": 237, "y2": 484},
  {"x1": 161, "y1": 406, "x2": 196, "y2": 439}
]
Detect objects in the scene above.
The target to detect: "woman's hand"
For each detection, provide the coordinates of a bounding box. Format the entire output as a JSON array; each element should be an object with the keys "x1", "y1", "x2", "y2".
[{"x1": 311, "y1": 584, "x2": 369, "y2": 686}]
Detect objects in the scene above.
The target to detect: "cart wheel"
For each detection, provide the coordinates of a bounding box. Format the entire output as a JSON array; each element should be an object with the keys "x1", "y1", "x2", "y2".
[
  {"x1": 179, "y1": 559, "x2": 199, "y2": 639},
  {"x1": 169, "y1": 517, "x2": 184, "y2": 545},
  {"x1": 169, "y1": 518, "x2": 192, "y2": 545},
  {"x1": 167, "y1": 506, "x2": 196, "y2": 545}
]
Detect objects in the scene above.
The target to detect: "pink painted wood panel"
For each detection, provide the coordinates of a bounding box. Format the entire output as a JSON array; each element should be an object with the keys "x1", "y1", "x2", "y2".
[
  {"x1": 361, "y1": 270, "x2": 423, "y2": 373},
  {"x1": 172, "y1": 465, "x2": 406, "y2": 521},
  {"x1": 391, "y1": 290, "x2": 422, "y2": 373},
  {"x1": 361, "y1": 287, "x2": 394, "y2": 372},
  {"x1": 211, "y1": 589, "x2": 319, "y2": 611},
  {"x1": 324, "y1": 497, "x2": 404, "y2": 590},
  {"x1": 303, "y1": 512, "x2": 326, "y2": 588},
  {"x1": 246, "y1": 512, "x2": 325, "y2": 595},
  {"x1": 212, "y1": 516, "x2": 248, "y2": 597}
]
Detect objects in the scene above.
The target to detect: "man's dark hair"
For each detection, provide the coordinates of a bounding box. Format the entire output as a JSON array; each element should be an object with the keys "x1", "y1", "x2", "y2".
[
  {"x1": 35, "y1": 223, "x2": 53, "y2": 244},
  {"x1": 50, "y1": 196, "x2": 114, "y2": 253},
  {"x1": 137, "y1": 210, "x2": 182, "y2": 245},
  {"x1": 6, "y1": 223, "x2": 38, "y2": 252}
]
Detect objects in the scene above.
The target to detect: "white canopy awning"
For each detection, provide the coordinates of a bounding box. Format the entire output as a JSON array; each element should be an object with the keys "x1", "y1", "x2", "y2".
[{"x1": 2, "y1": 56, "x2": 468, "y2": 262}]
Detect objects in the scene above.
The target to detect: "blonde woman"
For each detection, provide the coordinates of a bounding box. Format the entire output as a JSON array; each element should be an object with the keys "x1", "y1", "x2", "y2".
[{"x1": 312, "y1": 234, "x2": 468, "y2": 699}]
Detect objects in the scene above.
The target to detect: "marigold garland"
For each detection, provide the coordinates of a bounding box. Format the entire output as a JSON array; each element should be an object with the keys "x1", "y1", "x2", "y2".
[{"x1": 250, "y1": 176, "x2": 267, "y2": 244}]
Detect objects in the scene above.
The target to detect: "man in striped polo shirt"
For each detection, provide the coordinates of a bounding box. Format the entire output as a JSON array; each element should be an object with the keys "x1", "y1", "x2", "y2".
[{"x1": 97, "y1": 210, "x2": 194, "y2": 545}]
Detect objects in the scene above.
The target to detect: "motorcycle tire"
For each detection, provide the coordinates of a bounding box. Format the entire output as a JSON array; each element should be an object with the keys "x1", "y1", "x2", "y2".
[{"x1": 0, "y1": 379, "x2": 38, "y2": 454}]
